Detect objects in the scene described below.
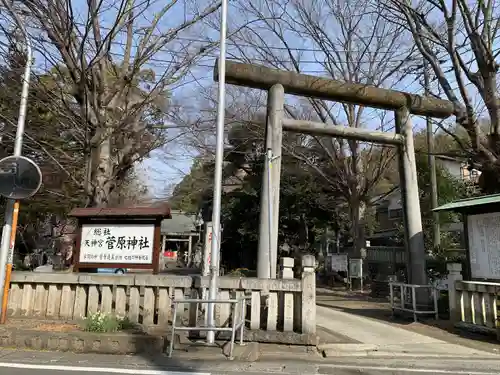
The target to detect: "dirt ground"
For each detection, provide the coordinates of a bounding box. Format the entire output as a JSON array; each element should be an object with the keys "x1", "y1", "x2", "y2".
[
  {"x1": 2, "y1": 319, "x2": 81, "y2": 332},
  {"x1": 316, "y1": 286, "x2": 500, "y2": 354}
]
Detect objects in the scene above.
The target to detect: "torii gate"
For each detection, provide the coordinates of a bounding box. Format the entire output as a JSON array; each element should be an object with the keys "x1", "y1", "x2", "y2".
[{"x1": 214, "y1": 60, "x2": 454, "y2": 297}]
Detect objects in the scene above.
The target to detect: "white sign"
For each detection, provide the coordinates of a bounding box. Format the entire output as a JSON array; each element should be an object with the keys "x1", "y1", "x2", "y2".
[
  {"x1": 330, "y1": 254, "x2": 348, "y2": 272},
  {"x1": 79, "y1": 223, "x2": 155, "y2": 264},
  {"x1": 349, "y1": 258, "x2": 363, "y2": 278},
  {"x1": 467, "y1": 212, "x2": 500, "y2": 280}
]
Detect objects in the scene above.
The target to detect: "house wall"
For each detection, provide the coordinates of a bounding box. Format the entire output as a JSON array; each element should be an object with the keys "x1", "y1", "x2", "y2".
[
  {"x1": 375, "y1": 191, "x2": 402, "y2": 232},
  {"x1": 438, "y1": 158, "x2": 463, "y2": 179},
  {"x1": 372, "y1": 158, "x2": 477, "y2": 241}
]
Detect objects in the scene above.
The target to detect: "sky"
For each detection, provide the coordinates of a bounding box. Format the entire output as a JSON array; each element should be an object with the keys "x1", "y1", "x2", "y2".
[{"x1": 0, "y1": 0, "x2": 489, "y2": 201}]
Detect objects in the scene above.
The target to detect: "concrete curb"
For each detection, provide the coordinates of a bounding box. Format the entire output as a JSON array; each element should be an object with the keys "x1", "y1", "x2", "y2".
[
  {"x1": 0, "y1": 324, "x2": 313, "y2": 362},
  {"x1": 0, "y1": 328, "x2": 263, "y2": 361},
  {"x1": 320, "y1": 343, "x2": 500, "y2": 359},
  {"x1": 188, "y1": 330, "x2": 319, "y2": 346},
  {"x1": 322, "y1": 349, "x2": 500, "y2": 358},
  {"x1": 0, "y1": 327, "x2": 165, "y2": 354}
]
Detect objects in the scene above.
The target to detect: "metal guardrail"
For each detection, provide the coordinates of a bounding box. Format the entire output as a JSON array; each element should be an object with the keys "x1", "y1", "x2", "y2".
[
  {"x1": 389, "y1": 282, "x2": 439, "y2": 322},
  {"x1": 168, "y1": 296, "x2": 250, "y2": 359}
]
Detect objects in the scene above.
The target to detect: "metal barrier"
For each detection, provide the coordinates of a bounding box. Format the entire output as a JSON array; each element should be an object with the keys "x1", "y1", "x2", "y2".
[
  {"x1": 168, "y1": 296, "x2": 249, "y2": 359},
  {"x1": 389, "y1": 282, "x2": 439, "y2": 322}
]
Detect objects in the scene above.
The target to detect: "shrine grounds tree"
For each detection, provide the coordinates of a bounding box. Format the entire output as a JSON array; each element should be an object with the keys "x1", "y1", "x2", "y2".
[
  {"x1": 385, "y1": 0, "x2": 500, "y2": 193},
  {"x1": 0, "y1": 28, "x2": 151, "y2": 257},
  {"x1": 16, "y1": 0, "x2": 222, "y2": 207},
  {"x1": 168, "y1": 96, "x2": 349, "y2": 269}
]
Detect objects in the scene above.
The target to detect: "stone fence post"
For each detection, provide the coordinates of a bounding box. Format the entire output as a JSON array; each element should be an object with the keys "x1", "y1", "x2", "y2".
[
  {"x1": 301, "y1": 254, "x2": 316, "y2": 334},
  {"x1": 280, "y1": 257, "x2": 294, "y2": 331},
  {"x1": 446, "y1": 262, "x2": 463, "y2": 322},
  {"x1": 280, "y1": 257, "x2": 294, "y2": 279}
]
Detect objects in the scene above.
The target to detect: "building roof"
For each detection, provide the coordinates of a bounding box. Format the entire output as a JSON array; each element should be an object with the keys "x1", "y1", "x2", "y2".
[
  {"x1": 433, "y1": 194, "x2": 500, "y2": 213},
  {"x1": 161, "y1": 210, "x2": 200, "y2": 235},
  {"x1": 371, "y1": 187, "x2": 400, "y2": 205},
  {"x1": 69, "y1": 205, "x2": 171, "y2": 218}
]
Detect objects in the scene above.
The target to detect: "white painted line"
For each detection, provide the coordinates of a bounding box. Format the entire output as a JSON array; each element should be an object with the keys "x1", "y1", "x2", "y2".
[
  {"x1": 0, "y1": 362, "x2": 210, "y2": 375},
  {"x1": 323, "y1": 363, "x2": 500, "y2": 374}
]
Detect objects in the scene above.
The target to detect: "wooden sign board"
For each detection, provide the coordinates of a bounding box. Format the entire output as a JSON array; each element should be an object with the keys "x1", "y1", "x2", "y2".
[
  {"x1": 69, "y1": 206, "x2": 171, "y2": 274},
  {"x1": 80, "y1": 223, "x2": 155, "y2": 264},
  {"x1": 466, "y1": 212, "x2": 500, "y2": 280}
]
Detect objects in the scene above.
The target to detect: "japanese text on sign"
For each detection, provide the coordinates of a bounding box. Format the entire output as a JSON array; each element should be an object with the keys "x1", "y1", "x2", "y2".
[{"x1": 79, "y1": 223, "x2": 155, "y2": 264}]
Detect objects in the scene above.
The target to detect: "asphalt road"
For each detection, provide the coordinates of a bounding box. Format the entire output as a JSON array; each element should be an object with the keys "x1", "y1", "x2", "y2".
[
  {"x1": 7, "y1": 368, "x2": 209, "y2": 375},
  {"x1": 5, "y1": 361, "x2": 500, "y2": 375},
  {"x1": 2, "y1": 349, "x2": 500, "y2": 375},
  {"x1": 5, "y1": 367, "x2": 500, "y2": 375}
]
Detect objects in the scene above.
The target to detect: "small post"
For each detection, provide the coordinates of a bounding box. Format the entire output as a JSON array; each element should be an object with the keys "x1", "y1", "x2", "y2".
[
  {"x1": 257, "y1": 84, "x2": 285, "y2": 279},
  {"x1": 202, "y1": 222, "x2": 213, "y2": 277},
  {"x1": 412, "y1": 286, "x2": 417, "y2": 322},
  {"x1": 159, "y1": 235, "x2": 167, "y2": 272},
  {"x1": 400, "y1": 285, "x2": 404, "y2": 310},
  {"x1": 280, "y1": 257, "x2": 294, "y2": 332},
  {"x1": 360, "y1": 260, "x2": 364, "y2": 292},
  {"x1": 187, "y1": 235, "x2": 193, "y2": 267},
  {"x1": 446, "y1": 263, "x2": 463, "y2": 322},
  {"x1": 301, "y1": 254, "x2": 316, "y2": 334},
  {"x1": 389, "y1": 283, "x2": 394, "y2": 316},
  {"x1": 202, "y1": 222, "x2": 213, "y2": 324},
  {"x1": 395, "y1": 107, "x2": 427, "y2": 293}
]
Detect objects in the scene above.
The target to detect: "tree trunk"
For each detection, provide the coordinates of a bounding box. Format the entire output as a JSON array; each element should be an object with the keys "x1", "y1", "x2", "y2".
[
  {"x1": 91, "y1": 136, "x2": 115, "y2": 207},
  {"x1": 350, "y1": 199, "x2": 366, "y2": 259}
]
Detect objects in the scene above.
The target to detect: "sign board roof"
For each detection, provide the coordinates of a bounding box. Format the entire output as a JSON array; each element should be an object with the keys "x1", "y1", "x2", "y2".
[
  {"x1": 433, "y1": 194, "x2": 500, "y2": 213},
  {"x1": 69, "y1": 205, "x2": 171, "y2": 218}
]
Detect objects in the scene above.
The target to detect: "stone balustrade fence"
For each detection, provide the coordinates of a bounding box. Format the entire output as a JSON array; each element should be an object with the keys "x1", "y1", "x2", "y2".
[
  {"x1": 447, "y1": 263, "x2": 499, "y2": 340},
  {"x1": 7, "y1": 256, "x2": 316, "y2": 337}
]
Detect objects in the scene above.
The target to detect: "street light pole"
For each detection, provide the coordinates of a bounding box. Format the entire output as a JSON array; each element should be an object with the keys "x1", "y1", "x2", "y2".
[
  {"x1": 206, "y1": 0, "x2": 228, "y2": 345},
  {"x1": 0, "y1": 0, "x2": 33, "y2": 323}
]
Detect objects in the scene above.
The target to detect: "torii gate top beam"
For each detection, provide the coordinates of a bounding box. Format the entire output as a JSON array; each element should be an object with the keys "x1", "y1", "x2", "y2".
[{"x1": 214, "y1": 59, "x2": 455, "y2": 119}]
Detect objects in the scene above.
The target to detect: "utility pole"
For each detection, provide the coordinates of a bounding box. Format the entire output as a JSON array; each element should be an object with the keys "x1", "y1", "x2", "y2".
[
  {"x1": 423, "y1": 60, "x2": 440, "y2": 249},
  {"x1": 0, "y1": 1, "x2": 33, "y2": 323},
  {"x1": 206, "y1": 0, "x2": 228, "y2": 345}
]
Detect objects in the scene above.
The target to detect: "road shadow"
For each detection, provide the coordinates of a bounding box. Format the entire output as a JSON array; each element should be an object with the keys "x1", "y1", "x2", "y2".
[
  {"x1": 316, "y1": 288, "x2": 388, "y2": 303},
  {"x1": 123, "y1": 304, "x2": 232, "y2": 372}
]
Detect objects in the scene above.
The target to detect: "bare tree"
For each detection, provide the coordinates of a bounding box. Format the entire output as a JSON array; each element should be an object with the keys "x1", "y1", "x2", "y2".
[
  {"x1": 231, "y1": 0, "x2": 414, "y2": 255},
  {"x1": 16, "y1": 0, "x2": 221, "y2": 206},
  {"x1": 384, "y1": 0, "x2": 500, "y2": 192}
]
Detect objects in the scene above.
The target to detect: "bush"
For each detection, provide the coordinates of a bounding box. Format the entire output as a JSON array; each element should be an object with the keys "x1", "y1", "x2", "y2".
[
  {"x1": 13, "y1": 259, "x2": 30, "y2": 271},
  {"x1": 81, "y1": 311, "x2": 133, "y2": 333},
  {"x1": 227, "y1": 268, "x2": 255, "y2": 277}
]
